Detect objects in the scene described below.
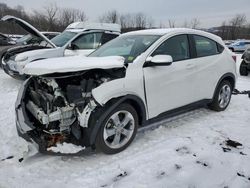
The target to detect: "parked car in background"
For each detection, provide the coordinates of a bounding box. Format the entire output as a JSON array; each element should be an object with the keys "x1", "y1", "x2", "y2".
[
  {"x1": 1, "y1": 15, "x2": 121, "y2": 79},
  {"x1": 239, "y1": 47, "x2": 250, "y2": 76},
  {"x1": 15, "y1": 28, "x2": 236, "y2": 154},
  {"x1": 8, "y1": 34, "x2": 23, "y2": 42},
  {"x1": 15, "y1": 32, "x2": 60, "y2": 45},
  {"x1": 228, "y1": 40, "x2": 250, "y2": 52},
  {"x1": 0, "y1": 32, "x2": 60, "y2": 68},
  {"x1": 224, "y1": 40, "x2": 234, "y2": 47},
  {"x1": 0, "y1": 33, "x2": 15, "y2": 46}
]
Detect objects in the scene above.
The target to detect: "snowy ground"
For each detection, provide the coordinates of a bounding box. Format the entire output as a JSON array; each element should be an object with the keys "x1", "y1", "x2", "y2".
[{"x1": 0, "y1": 55, "x2": 250, "y2": 188}]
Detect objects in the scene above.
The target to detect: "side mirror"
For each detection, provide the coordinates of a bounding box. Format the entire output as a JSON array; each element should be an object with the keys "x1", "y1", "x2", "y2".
[
  {"x1": 144, "y1": 55, "x2": 173, "y2": 67},
  {"x1": 68, "y1": 43, "x2": 79, "y2": 50}
]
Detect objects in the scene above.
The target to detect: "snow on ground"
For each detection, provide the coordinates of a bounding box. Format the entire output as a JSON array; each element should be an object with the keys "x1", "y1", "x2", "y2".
[{"x1": 0, "y1": 55, "x2": 250, "y2": 188}]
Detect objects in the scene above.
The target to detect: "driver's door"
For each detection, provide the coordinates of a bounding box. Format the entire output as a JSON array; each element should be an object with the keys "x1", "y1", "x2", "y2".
[
  {"x1": 64, "y1": 32, "x2": 103, "y2": 56},
  {"x1": 143, "y1": 34, "x2": 197, "y2": 118}
]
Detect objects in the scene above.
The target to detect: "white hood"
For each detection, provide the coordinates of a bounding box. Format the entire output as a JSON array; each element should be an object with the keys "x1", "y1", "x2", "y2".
[{"x1": 24, "y1": 56, "x2": 125, "y2": 76}]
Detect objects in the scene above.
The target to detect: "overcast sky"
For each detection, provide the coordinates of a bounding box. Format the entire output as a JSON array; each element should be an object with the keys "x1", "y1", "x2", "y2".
[{"x1": 1, "y1": 0, "x2": 250, "y2": 28}]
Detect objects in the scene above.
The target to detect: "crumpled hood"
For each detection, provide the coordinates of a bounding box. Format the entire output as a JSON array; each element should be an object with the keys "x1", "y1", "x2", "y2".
[{"x1": 24, "y1": 56, "x2": 125, "y2": 76}]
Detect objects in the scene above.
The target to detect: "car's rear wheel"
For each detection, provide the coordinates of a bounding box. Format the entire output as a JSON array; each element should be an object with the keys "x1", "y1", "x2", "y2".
[
  {"x1": 95, "y1": 103, "x2": 138, "y2": 154},
  {"x1": 239, "y1": 61, "x2": 249, "y2": 76},
  {"x1": 209, "y1": 80, "x2": 232, "y2": 111}
]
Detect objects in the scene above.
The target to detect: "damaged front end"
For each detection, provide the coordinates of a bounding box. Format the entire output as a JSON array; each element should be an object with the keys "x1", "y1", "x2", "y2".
[{"x1": 16, "y1": 69, "x2": 125, "y2": 154}]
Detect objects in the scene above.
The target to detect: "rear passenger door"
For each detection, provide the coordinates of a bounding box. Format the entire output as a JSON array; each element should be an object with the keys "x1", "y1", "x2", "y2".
[{"x1": 190, "y1": 35, "x2": 225, "y2": 101}]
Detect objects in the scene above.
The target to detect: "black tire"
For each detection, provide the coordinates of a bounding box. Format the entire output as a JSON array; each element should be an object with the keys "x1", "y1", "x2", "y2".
[
  {"x1": 0, "y1": 54, "x2": 5, "y2": 69},
  {"x1": 239, "y1": 61, "x2": 249, "y2": 76},
  {"x1": 229, "y1": 48, "x2": 234, "y2": 52},
  {"x1": 208, "y1": 80, "x2": 233, "y2": 111},
  {"x1": 95, "y1": 103, "x2": 138, "y2": 154}
]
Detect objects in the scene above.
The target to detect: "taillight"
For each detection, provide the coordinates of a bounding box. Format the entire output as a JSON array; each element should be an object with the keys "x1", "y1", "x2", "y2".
[{"x1": 232, "y1": 55, "x2": 237, "y2": 63}]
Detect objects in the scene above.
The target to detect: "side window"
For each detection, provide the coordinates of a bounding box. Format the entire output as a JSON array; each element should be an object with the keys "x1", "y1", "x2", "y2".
[
  {"x1": 72, "y1": 33, "x2": 103, "y2": 49},
  {"x1": 151, "y1": 35, "x2": 190, "y2": 61},
  {"x1": 101, "y1": 33, "x2": 118, "y2": 45},
  {"x1": 194, "y1": 35, "x2": 219, "y2": 57}
]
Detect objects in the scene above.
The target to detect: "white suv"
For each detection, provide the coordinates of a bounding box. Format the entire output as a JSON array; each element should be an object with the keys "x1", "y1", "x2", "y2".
[
  {"x1": 1, "y1": 15, "x2": 120, "y2": 79},
  {"x1": 16, "y1": 28, "x2": 236, "y2": 154}
]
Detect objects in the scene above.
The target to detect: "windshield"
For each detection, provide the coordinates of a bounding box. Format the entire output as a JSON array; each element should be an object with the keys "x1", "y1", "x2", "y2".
[
  {"x1": 89, "y1": 35, "x2": 161, "y2": 63},
  {"x1": 16, "y1": 34, "x2": 32, "y2": 44},
  {"x1": 51, "y1": 31, "x2": 77, "y2": 47}
]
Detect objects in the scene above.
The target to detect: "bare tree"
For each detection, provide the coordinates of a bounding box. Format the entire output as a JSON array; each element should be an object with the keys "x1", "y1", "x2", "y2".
[
  {"x1": 219, "y1": 21, "x2": 229, "y2": 39},
  {"x1": 59, "y1": 8, "x2": 87, "y2": 28},
  {"x1": 31, "y1": 10, "x2": 49, "y2": 31},
  {"x1": 229, "y1": 14, "x2": 247, "y2": 39},
  {"x1": 99, "y1": 10, "x2": 119, "y2": 23},
  {"x1": 44, "y1": 3, "x2": 59, "y2": 30},
  {"x1": 190, "y1": 18, "x2": 200, "y2": 29},
  {"x1": 182, "y1": 20, "x2": 190, "y2": 28},
  {"x1": 134, "y1": 13, "x2": 147, "y2": 29},
  {"x1": 120, "y1": 13, "x2": 135, "y2": 28},
  {"x1": 159, "y1": 22, "x2": 166, "y2": 28},
  {"x1": 168, "y1": 19, "x2": 175, "y2": 28}
]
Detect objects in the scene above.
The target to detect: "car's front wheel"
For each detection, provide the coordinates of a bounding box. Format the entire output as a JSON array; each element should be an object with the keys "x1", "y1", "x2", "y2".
[
  {"x1": 208, "y1": 80, "x2": 232, "y2": 111},
  {"x1": 95, "y1": 103, "x2": 138, "y2": 154}
]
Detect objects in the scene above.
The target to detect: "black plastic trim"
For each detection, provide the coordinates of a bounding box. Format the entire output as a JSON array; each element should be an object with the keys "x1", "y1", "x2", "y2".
[
  {"x1": 212, "y1": 73, "x2": 236, "y2": 100},
  {"x1": 89, "y1": 94, "x2": 147, "y2": 145},
  {"x1": 144, "y1": 99, "x2": 211, "y2": 126},
  {"x1": 143, "y1": 61, "x2": 172, "y2": 68}
]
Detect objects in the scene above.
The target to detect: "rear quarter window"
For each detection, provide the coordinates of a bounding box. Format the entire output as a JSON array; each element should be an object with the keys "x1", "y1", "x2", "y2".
[{"x1": 194, "y1": 35, "x2": 223, "y2": 57}]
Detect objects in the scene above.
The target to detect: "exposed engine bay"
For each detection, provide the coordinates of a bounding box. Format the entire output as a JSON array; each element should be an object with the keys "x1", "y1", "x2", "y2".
[{"x1": 22, "y1": 68, "x2": 125, "y2": 152}]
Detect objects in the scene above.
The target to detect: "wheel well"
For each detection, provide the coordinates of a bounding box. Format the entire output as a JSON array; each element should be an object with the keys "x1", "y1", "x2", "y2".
[
  {"x1": 221, "y1": 76, "x2": 235, "y2": 89},
  {"x1": 124, "y1": 99, "x2": 145, "y2": 126},
  {"x1": 212, "y1": 73, "x2": 235, "y2": 101},
  {"x1": 101, "y1": 95, "x2": 147, "y2": 127}
]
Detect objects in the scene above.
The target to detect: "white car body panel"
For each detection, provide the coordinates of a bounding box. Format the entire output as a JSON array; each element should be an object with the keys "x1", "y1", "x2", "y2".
[
  {"x1": 64, "y1": 49, "x2": 95, "y2": 57},
  {"x1": 66, "y1": 22, "x2": 121, "y2": 33},
  {"x1": 191, "y1": 51, "x2": 236, "y2": 101},
  {"x1": 92, "y1": 56, "x2": 149, "y2": 117},
  {"x1": 143, "y1": 58, "x2": 198, "y2": 118},
  {"x1": 24, "y1": 56, "x2": 125, "y2": 75}
]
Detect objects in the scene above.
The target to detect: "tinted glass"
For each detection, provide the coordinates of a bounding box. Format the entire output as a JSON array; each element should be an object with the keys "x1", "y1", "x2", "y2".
[
  {"x1": 101, "y1": 33, "x2": 119, "y2": 45},
  {"x1": 51, "y1": 31, "x2": 77, "y2": 47},
  {"x1": 194, "y1": 35, "x2": 219, "y2": 57},
  {"x1": 152, "y1": 35, "x2": 190, "y2": 61},
  {"x1": 72, "y1": 33, "x2": 103, "y2": 49},
  {"x1": 89, "y1": 35, "x2": 160, "y2": 63}
]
